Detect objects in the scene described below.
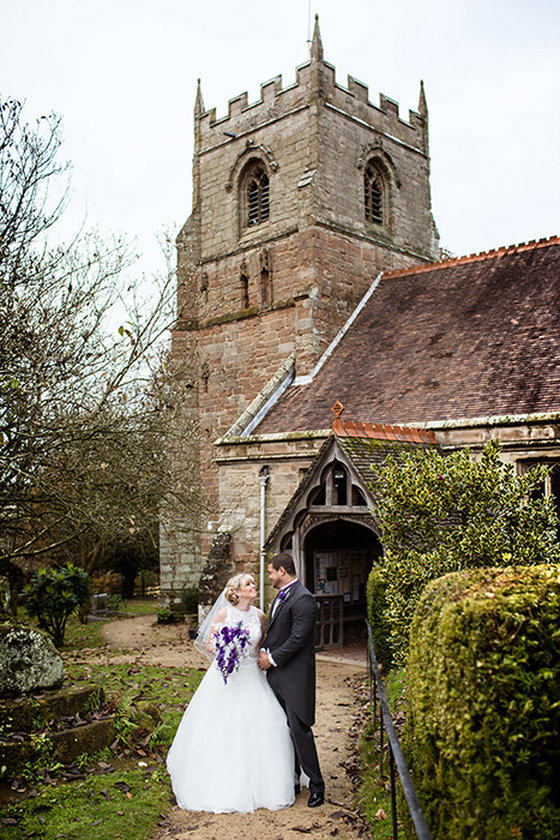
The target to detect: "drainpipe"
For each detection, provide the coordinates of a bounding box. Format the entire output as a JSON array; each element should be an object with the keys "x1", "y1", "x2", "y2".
[{"x1": 258, "y1": 466, "x2": 270, "y2": 609}]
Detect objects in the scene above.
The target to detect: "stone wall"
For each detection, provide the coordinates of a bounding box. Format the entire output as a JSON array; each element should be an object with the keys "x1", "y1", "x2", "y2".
[{"x1": 216, "y1": 434, "x2": 326, "y2": 567}]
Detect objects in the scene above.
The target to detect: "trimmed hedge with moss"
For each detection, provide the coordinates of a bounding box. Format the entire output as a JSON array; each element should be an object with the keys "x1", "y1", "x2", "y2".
[
  {"x1": 366, "y1": 567, "x2": 392, "y2": 672},
  {"x1": 404, "y1": 564, "x2": 560, "y2": 840}
]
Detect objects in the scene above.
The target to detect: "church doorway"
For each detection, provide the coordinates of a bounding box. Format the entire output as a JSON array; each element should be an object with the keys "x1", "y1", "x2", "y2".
[{"x1": 303, "y1": 519, "x2": 382, "y2": 649}]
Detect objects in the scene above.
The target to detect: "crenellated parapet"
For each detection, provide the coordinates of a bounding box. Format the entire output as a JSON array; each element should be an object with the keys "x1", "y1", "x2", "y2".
[
  {"x1": 195, "y1": 22, "x2": 427, "y2": 157},
  {"x1": 196, "y1": 63, "x2": 312, "y2": 151}
]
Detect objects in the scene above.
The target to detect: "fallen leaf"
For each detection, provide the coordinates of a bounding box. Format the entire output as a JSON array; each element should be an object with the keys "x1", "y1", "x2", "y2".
[{"x1": 113, "y1": 782, "x2": 131, "y2": 793}]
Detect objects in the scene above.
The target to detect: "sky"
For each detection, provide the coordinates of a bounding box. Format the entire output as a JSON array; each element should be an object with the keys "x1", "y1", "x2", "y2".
[{"x1": 1, "y1": 0, "x2": 559, "y2": 279}]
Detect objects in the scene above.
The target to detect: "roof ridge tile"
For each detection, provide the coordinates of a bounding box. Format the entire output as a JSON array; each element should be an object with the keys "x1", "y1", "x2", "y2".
[
  {"x1": 384, "y1": 234, "x2": 560, "y2": 281},
  {"x1": 336, "y1": 416, "x2": 437, "y2": 445}
]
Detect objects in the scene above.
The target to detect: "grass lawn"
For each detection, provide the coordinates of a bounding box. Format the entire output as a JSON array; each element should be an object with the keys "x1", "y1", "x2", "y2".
[
  {"x1": 1, "y1": 603, "x2": 204, "y2": 839},
  {"x1": 357, "y1": 668, "x2": 408, "y2": 839},
  {"x1": 2, "y1": 768, "x2": 172, "y2": 840},
  {"x1": 120, "y1": 599, "x2": 161, "y2": 617}
]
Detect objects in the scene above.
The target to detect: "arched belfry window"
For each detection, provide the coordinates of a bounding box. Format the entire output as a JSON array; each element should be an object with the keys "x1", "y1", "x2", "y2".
[
  {"x1": 244, "y1": 163, "x2": 270, "y2": 228},
  {"x1": 307, "y1": 460, "x2": 369, "y2": 509},
  {"x1": 364, "y1": 162, "x2": 384, "y2": 225}
]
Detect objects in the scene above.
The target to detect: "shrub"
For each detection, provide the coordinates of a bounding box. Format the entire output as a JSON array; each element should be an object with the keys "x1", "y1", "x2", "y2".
[
  {"x1": 180, "y1": 586, "x2": 198, "y2": 615},
  {"x1": 156, "y1": 606, "x2": 171, "y2": 624},
  {"x1": 106, "y1": 593, "x2": 122, "y2": 612},
  {"x1": 365, "y1": 439, "x2": 560, "y2": 664},
  {"x1": 366, "y1": 567, "x2": 392, "y2": 672},
  {"x1": 22, "y1": 563, "x2": 91, "y2": 648},
  {"x1": 404, "y1": 565, "x2": 560, "y2": 840}
]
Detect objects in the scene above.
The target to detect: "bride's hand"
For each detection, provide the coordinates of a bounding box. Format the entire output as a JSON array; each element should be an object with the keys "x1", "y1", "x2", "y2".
[
  {"x1": 257, "y1": 650, "x2": 271, "y2": 671},
  {"x1": 207, "y1": 622, "x2": 223, "y2": 653}
]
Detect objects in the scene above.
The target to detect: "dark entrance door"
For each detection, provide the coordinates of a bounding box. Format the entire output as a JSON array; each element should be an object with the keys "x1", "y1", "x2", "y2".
[{"x1": 304, "y1": 520, "x2": 382, "y2": 649}]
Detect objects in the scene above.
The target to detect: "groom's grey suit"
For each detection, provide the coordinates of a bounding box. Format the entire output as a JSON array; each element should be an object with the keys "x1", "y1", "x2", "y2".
[{"x1": 264, "y1": 579, "x2": 324, "y2": 796}]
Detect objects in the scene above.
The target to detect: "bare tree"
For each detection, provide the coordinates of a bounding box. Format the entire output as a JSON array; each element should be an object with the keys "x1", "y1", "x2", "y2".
[{"x1": 0, "y1": 96, "x2": 200, "y2": 600}]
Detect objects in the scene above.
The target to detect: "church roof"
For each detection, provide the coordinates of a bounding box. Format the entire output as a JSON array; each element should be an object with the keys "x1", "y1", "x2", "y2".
[{"x1": 255, "y1": 236, "x2": 560, "y2": 434}]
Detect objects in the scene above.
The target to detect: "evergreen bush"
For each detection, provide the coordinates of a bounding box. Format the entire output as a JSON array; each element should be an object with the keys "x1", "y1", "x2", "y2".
[
  {"x1": 22, "y1": 564, "x2": 91, "y2": 648},
  {"x1": 365, "y1": 439, "x2": 560, "y2": 664},
  {"x1": 366, "y1": 567, "x2": 392, "y2": 671},
  {"x1": 180, "y1": 586, "x2": 198, "y2": 615},
  {"x1": 404, "y1": 564, "x2": 560, "y2": 840}
]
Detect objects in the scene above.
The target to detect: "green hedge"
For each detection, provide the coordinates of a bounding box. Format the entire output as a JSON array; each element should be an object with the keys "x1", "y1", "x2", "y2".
[
  {"x1": 366, "y1": 567, "x2": 392, "y2": 672},
  {"x1": 404, "y1": 564, "x2": 560, "y2": 840}
]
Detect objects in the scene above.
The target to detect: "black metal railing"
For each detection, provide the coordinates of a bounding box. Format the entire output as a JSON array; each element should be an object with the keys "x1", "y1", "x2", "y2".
[{"x1": 365, "y1": 622, "x2": 433, "y2": 840}]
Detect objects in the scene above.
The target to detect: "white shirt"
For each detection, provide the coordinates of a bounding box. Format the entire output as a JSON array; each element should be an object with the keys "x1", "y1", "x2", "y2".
[
  {"x1": 270, "y1": 578, "x2": 298, "y2": 619},
  {"x1": 266, "y1": 578, "x2": 299, "y2": 666}
]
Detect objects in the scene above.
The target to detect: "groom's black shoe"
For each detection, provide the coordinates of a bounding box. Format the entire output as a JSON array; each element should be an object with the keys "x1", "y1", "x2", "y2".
[
  {"x1": 307, "y1": 791, "x2": 324, "y2": 808},
  {"x1": 294, "y1": 783, "x2": 301, "y2": 795}
]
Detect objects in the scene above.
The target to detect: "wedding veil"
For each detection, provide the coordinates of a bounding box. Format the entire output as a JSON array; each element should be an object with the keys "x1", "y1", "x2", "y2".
[
  {"x1": 193, "y1": 573, "x2": 251, "y2": 660},
  {"x1": 193, "y1": 590, "x2": 228, "y2": 661}
]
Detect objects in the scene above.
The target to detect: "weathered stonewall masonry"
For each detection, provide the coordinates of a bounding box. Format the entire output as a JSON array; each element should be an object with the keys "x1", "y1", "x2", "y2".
[{"x1": 160, "y1": 19, "x2": 439, "y2": 603}]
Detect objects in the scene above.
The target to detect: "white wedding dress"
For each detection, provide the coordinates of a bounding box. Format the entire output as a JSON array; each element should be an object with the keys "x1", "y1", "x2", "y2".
[{"x1": 167, "y1": 603, "x2": 296, "y2": 813}]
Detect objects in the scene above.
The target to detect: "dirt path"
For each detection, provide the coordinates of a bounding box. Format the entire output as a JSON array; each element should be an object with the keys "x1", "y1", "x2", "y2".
[{"x1": 101, "y1": 616, "x2": 369, "y2": 840}]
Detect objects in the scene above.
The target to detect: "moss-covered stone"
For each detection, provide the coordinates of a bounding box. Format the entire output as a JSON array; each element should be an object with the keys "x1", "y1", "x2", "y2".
[
  {"x1": 0, "y1": 683, "x2": 112, "y2": 776},
  {"x1": 49, "y1": 718, "x2": 115, "y2": 764},
  {"x1": 405, "y1": 564, "x2": 560, "y2": 840},
  {"x1": 0, "y1": 685, "x2": 103, "y2": 733},
  {"x1": 0, "y1": 622, "x2": 63, "y2": 696},
  {"x1": 0, "y1": 718, "x2": 115, "y2": 774}
]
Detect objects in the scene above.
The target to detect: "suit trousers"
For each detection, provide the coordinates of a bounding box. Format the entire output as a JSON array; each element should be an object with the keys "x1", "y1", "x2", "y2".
[{"x1": 276, "y1": 694, "x2": 324, "y2": 794}]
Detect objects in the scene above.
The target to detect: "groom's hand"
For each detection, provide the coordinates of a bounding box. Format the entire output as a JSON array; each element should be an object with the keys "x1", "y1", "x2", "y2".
[{"x1": 257, "y1": 650, "x2": 271, "y2": 671}]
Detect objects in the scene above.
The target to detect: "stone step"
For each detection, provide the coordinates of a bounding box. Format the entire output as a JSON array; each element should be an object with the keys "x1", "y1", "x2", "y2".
[
  {"x1": 0, "y1": 684, "x2": 104, "y2": 733},
  {"x1": 0, "y1": 718, "x2": 116, "y2": 774}
]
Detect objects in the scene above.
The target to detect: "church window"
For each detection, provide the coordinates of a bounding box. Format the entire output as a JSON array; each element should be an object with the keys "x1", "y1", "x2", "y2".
[
  {"x1": 332, "y1": 466, "x2": 347, "y2": 506},
  {"x1": 200, "y1": 361, "x2": 210, "y2": 393},
  {"x1": 246, "y1": 165, "x2": 269, "y2": 227},
  {"x1": 518, "y1": 460, "x2": 560, "y2": 539},
  {"x1": 308, "y1": 461, "x2": 368, "y2": 509},
  {"x1": 308, "y1": 483, "x2": 326, "y2": 506},
  {"x1": 364, "y1": 163, "x2": 383, "y2": 225},
  {"x1": 352, "y1": 485, "x2": 367, "y2": 506}
]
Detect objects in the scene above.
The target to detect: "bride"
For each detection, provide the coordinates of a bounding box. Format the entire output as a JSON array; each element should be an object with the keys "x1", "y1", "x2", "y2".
[{"x1": 166, "y1": 573, "x2": 296, "y2": 813}]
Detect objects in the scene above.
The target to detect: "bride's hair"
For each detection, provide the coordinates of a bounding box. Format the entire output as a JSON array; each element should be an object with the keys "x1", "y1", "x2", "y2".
[{"x1": 224, "y1": 573, "x2": 254, "y2": 605}]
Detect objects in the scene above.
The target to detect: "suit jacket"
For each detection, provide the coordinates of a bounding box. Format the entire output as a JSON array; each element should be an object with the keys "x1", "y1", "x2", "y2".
[{"x1": 264, "y1": 579, "x2": 317, "y2": 726}]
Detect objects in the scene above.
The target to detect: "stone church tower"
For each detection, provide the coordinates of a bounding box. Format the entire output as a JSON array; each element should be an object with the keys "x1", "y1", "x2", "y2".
[{"x1": 160, "y1": 18, "x2": 439, "y2": 601}]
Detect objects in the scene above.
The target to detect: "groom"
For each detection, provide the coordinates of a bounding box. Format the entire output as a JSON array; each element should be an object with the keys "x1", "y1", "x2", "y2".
[{"x1": 257, "y1": 552, "x2": 325, "y2": 808}]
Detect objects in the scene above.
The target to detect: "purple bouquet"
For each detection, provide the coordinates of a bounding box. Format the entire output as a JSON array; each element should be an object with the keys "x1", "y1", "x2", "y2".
[{"x1": 213, "y1": 621, "x2": 250, "y2": 685}]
